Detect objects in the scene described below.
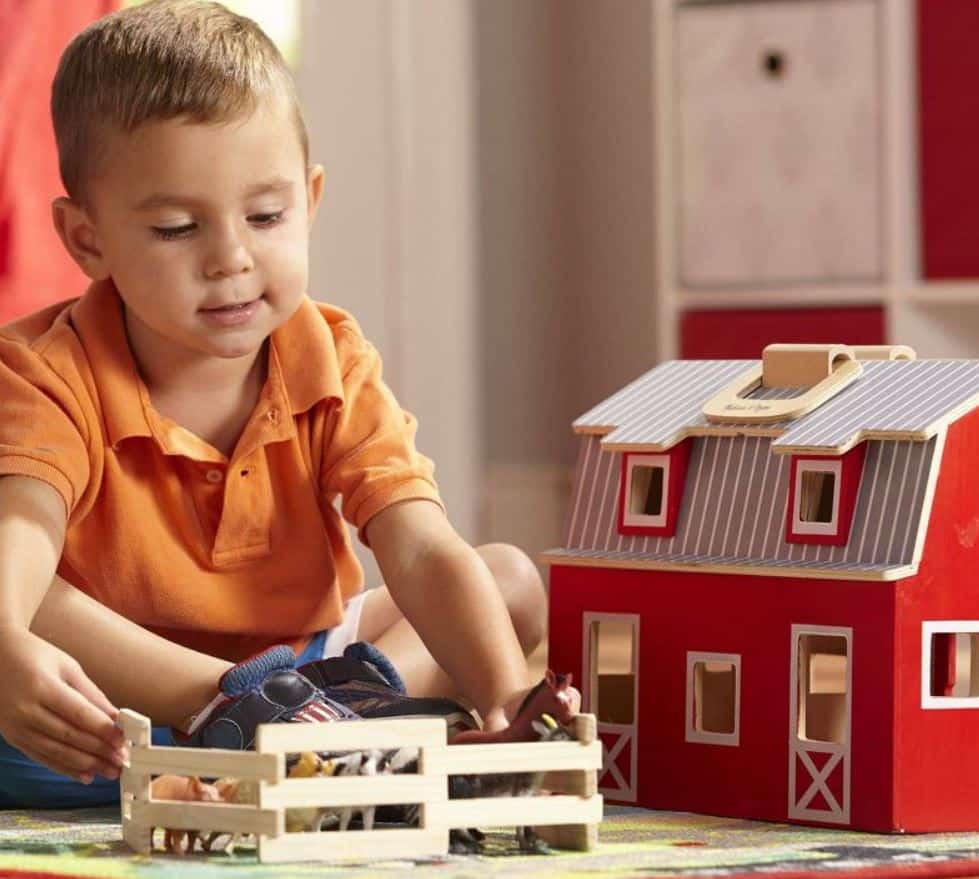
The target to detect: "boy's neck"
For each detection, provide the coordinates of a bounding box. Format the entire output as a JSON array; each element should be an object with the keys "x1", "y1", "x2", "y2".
[{"x1": 122, "y1": 308, "x2": 271, "y2": 457}]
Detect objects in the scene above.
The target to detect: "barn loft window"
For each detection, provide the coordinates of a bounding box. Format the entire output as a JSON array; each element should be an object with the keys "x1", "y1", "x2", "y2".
[
  {"x1": 623, "y1": 454, "x2": 669, "y2": 528},
  {"x1": 618, "y1": 441, "x2": 692, "y2": 538},
  {"x1": 797, "y1": 634, "x2": 849, "y2": 744},
  {"x1": 792, "y1": 460, "x2": 841, "y2": 535},
  {"x1": 800, "y1": 469, "x2": 836, "y2": 523},
  {"x1": 922, "y1": 622, "x2": 979, "y2": 709},
  {"x1": 686, "y1": 652, "x2": 741, "y2": 746},
  {"x1": 785, "y1": 444, "x2": 866, "y2": 547}
]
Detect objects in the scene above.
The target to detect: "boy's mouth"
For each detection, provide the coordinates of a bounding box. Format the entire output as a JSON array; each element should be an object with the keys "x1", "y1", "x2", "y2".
[
  {"x1": 199, "y1": 296, "x2": 263, "y2": 326},
  {"x1": 200, "y1": 296, "x2": 262, "y2": 313}
]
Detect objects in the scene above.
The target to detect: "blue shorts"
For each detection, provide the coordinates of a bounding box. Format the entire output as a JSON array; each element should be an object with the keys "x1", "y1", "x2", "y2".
[{"x1": 0, "y1": 628, "x2": 340, "y2": 810}]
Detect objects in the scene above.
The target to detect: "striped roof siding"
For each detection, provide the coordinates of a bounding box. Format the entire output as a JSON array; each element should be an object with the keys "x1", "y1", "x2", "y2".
[
  {"x1": 573, "y1": 360, "x2": 757, "y2": 436},
  {"x1": 774, "y1": 360, "x2": 979, "y2": 450},
  {"x1": 563, "y1": 434, "x2": 936, "y2": 574},
  {"x1": 575, "y1": 359, "x2": 979, "y2": 452}
]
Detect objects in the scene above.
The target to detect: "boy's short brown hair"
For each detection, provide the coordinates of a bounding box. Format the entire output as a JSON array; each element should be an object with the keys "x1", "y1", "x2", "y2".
[{"x1": 51, "y1": 0, "x2": 308, "y2": 203}]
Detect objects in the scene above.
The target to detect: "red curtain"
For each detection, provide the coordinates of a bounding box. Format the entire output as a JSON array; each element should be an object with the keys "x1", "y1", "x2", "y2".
[{"x1": 0, "y1": 0, "x2": 118, "y2": 324}]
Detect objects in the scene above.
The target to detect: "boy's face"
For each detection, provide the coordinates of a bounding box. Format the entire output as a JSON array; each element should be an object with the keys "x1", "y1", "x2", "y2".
[{"x1": 55, "y1": 97, "x2": 323, "y2": 364}]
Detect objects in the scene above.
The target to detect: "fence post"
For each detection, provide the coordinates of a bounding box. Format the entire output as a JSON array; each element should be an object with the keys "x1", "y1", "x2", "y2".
[
  {"x1": 118, "y1": 709, "x2": 153, "y2": 854},
  {"x1": 418, "y1": 718, "x2": 450, "y2": 853},
  {"x1": 254, "y1": 727, "x2": 286, "y2": 862},
  {"x1": 536, "y1": 714, "x2": 600, "y2": 851}
]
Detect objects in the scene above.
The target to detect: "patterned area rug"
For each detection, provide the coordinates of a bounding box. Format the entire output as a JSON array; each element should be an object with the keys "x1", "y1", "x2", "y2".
[{"x1": 5, "y1": 805, "x2": 979, "y2": 878}]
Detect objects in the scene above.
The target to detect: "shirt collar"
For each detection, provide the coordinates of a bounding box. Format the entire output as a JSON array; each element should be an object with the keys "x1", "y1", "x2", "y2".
[
  {"x1": 71, "y1": 280, "x2": 345, "y2": 450},
  {"x1": 269, "y1": 294, "x2": 346, "y2": 416}
]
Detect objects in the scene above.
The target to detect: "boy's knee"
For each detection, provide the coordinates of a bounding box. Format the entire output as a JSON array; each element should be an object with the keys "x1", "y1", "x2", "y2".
[{"x1": 477, "y1": 543, "x2": 547, "y2": 653}]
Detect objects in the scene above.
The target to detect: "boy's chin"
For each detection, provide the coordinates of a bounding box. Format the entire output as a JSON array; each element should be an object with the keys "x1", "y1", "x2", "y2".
[
  {"x1": 208, "y1": 339, "x2": 267, "y2": 360},
  {"x1": 196, "y1": 330, "x2": 269, "y2": 360}
]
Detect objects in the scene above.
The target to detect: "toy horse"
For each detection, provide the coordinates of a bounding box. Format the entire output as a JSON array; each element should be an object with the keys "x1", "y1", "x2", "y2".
[{"x1": 449, "y1": 669, "x2": 578, "y2": 745}]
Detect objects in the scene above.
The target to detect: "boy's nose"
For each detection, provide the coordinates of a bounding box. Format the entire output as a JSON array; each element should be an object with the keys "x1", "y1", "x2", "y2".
[{"x1": 204, "y1": 234, "x2": 254, "y2": 279}]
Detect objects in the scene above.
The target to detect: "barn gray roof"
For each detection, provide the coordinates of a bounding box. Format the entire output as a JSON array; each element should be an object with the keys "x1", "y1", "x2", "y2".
[{"x1": 575, "y1": 359, "x2": 979, "y2": 453}]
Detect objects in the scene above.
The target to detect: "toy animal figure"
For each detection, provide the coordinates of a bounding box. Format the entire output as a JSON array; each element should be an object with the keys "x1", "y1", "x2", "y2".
[
  {"x1": 450, "y1": 713, "x2": 574, "y2": 854},
  {"x1": 148, "y1": 774, "x2": 223, "y2": 854},
  {"x1": 283, "y1": 750, "x2": 346, "y2": 834},
  {"x1": 200, "y1": 776, "x2": 257, "y2": 855},
  {"x1": 202, "y1": 752, "x2": 335, "y2": 854},
  {"x1": 450, "y1": 669, "x2": 578, "y2": 746},
  {"x1": 446, "y1": 670, "x2": 580, "y2": 855}
]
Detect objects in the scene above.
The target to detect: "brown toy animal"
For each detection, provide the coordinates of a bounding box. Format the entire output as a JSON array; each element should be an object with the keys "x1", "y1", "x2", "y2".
[
  {"x1": 149, "y1": 774, "x2": 223, "y2": 854},
  {"x1": 449, "y1": 670, "x2": 579, "y2": 745}
]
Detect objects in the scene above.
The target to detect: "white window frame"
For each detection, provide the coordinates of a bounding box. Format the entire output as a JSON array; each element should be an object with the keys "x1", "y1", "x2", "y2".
[
  {"x1": 623, "y1": 453, "x2": 670, "y2": 529},
  {"x1": 685, "y1": 651, "x2": 741, "y2": 747},
  {"x1": 792, "y1": 459, "x2": 843, "y2": 536},
  {"x1": 921, "y1": 621, "x2": 979, "y2": 709}
]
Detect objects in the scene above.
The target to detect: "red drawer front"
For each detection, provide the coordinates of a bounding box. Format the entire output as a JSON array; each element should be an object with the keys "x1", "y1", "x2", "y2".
[
  {"x1": 680, "y1": 307, "x2": 886, "y2": 360},
  {"x1": 918, "y1": 0, "x2": 979, "y2": 279}
]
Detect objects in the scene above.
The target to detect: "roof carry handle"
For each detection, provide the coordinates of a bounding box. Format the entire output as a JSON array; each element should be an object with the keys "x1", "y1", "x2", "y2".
[{"x1": 702, "y1": 344, "x2": 864, "y2": 425}]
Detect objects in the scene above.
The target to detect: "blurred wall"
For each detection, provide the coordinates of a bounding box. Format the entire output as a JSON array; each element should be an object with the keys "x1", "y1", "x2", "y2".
[
  {"x1": 476, "y1": 1, "x2": 659, "y2": 561},
  {"x1": 298, "y1": 2, "x2": 661, "y2": 571},
  {"x1": 297, "y1": 1, "x2": 480, "y2": 583}
]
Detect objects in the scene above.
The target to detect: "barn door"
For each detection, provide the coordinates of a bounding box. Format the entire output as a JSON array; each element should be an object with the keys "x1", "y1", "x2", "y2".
[
  {"x1": 583, "y1": 612, "x2": 639, "y2": 802},
  {"x1": 788, "y1": 625, "x2": 852, "y2": 825}
]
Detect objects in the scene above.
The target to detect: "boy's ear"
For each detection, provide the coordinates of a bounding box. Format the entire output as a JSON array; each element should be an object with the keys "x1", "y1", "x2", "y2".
[
  {"x1": 306, "y1": 164, "x2": 325, "y2": 227},
  {"x1": 51, "y1": 197, "x2": 111, "y2": 281}
]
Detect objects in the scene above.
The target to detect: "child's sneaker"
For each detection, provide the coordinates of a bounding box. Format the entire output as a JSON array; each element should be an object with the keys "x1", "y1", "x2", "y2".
[
  {"x1": 173, "y1": 645, "x2": 360, "y2": 751},
  {"x1": 296, "y1": 642, "x2": 477, "y2": 737}
]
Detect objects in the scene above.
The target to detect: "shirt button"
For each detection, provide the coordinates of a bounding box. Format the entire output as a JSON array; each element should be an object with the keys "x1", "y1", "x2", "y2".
[
  {"x1": 267, "y1": 407, "x2": 280, "y2": 424},
  {"x1": 205, "y1": 469, "x2": 224, "y2": 484}
]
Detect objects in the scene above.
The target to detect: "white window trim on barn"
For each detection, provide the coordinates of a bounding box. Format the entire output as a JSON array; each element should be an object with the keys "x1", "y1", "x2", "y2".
[
  {"x1": 791, "y1": 459, "x2": 843, "y2": 536},
  {"x1": 623, "y1": 453, "x2": 671, "y2": 529},
  {"x1": 921, "y1": 621, "x2": 979, "y2": 709},
  {"x1": 685, "y1": 651, "x2": 741, "y2": 747}
]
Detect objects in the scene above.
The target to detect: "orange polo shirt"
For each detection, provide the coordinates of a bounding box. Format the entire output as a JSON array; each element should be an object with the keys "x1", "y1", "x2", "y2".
[{"x1": 0, "y1": 280, "x2": 443, "y2": 662}]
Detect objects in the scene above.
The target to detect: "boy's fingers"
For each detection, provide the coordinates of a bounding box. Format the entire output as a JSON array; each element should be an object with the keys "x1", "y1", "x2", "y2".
[
  {"x1": 14, "y1": 744, "x2": 87, "y2": 783},
  {"x1": 48, "y1": 675, "x2": 125, "y2": 751},
  {"x1": 20, "y1": 727, "x2": 115, "y2": 782},
  {"x1": 34, "y1": 704, "x2": 125, "y2": 771},
  {"x1": 61, "y1": 663, "x2": 119, "y2": 723}
]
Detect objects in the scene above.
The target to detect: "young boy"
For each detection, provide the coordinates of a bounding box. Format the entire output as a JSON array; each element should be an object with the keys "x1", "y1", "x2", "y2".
[{"x1": 0, "y1": 0, "x2": 551, "y2": 808}]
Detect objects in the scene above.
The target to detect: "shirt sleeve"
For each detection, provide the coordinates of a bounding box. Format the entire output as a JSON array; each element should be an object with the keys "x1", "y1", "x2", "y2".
[
  {"x1": 0, "y1": 337, "x2": 91, "y2": 519},
  {"x1": 319, "y1": 324, "x2": 444, "y2": 546}
]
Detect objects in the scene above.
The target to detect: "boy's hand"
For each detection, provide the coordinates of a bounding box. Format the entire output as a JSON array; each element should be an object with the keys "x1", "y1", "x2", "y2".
[{"x1": 0, "y1": 626, "x2": 128, "y2": 783}]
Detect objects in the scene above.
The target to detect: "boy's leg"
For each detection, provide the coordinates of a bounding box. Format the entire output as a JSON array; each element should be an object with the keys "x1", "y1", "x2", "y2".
[
  {"x1": 29, "y1": 574, "x2": 233, "y2": 730},
  {"x1": 357, "y1": 543, "x2": 547, "y2": 702}
]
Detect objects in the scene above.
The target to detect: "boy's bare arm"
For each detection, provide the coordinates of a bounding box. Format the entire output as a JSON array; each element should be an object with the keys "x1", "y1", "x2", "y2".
[
  {"x1": 366, "y1": 500, "x2": 529, "y2": 724},
  {"x1": 0, "y1": 475, "x2": 125, "y2": 782}
]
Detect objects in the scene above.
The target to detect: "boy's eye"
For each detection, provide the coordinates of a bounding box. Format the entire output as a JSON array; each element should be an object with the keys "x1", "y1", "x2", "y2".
[
  {"x1": 150, "y1": 212, "x2": 283, "y2": 241},
  {"x1": 249, "y1": 211, "x2": 284, "y2": 227},
  {"x1": 152, "y1": 223, "x2": 196, "y2": 240}
]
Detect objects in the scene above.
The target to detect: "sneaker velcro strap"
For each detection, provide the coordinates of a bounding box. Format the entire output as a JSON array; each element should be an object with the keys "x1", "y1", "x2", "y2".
[{"x1": 296, "y1": 655, "x2": 391, "y2": 691}]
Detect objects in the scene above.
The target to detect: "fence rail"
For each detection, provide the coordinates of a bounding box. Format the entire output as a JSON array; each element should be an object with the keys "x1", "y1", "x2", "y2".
[{"x1": 118, "y1": 709, "x2": 601, "y2": 864}]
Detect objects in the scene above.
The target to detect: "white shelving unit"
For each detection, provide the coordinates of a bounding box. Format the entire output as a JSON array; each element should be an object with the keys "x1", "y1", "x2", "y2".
[{"x1": 652, "y1": 0, "x2": 979, "y2": 361}]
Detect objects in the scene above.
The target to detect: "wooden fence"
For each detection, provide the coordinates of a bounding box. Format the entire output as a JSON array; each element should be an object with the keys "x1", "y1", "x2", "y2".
[{"x1": 118, "y1": 709, "x2": 602, "y2": 864}]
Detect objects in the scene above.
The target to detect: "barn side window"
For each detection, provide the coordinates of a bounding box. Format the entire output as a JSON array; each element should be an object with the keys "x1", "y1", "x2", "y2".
[
  {"x1": 797, "y1": 634, "x2": 849, "y2": 744},
  {"x1": 792, "y1": 461, "x2": 842, "y2": 535},
  {"x1": 922, "y1": 622, "x2": 979, "y2": 708},
  {"x1": 618, "y1": 441, "x2": 692, "y2": 538},
  {"x1": 686, "y1": 652, "x2": 741, "y2": 746},
  {"x1": 623, "y1": 455, "x2": 669, "y2": 528},
  {"x1": 785, "y1": 444, "x2": 866, "y2": 547}
]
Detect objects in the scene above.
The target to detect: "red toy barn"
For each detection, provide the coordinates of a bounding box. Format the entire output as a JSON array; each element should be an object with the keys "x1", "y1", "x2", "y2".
[{"x1": 543, "y1": 344, "x2": 979, "y2": 832}]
